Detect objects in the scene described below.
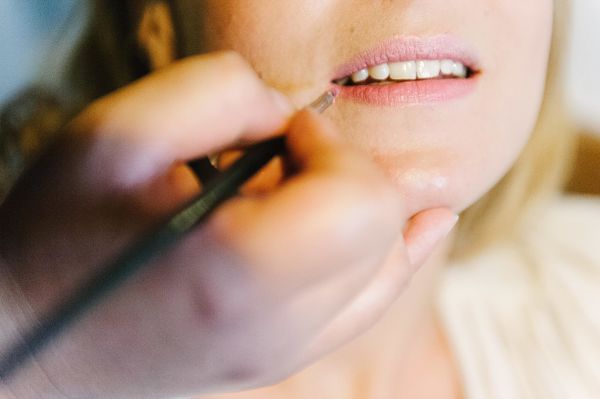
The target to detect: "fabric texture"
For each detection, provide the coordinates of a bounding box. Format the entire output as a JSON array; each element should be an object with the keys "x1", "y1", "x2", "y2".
[{"x1": 439, "y1": 194, "x2": 600, "y2": 399}]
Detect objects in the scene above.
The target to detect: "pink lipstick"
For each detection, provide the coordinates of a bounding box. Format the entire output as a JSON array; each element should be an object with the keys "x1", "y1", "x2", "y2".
[{"x1": 331, "y1": 35, "x2": 481, "y2": 106}]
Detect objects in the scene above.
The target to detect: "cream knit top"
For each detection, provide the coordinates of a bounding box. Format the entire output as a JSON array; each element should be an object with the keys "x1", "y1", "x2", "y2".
[{"x1": 439, "y1": 195, "x2": 600, "y2": 399}]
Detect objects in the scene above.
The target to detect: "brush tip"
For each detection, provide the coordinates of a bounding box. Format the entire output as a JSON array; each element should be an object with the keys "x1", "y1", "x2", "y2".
[{"x1": 309, "y1": 90, "x2": 338, "y2": 113}]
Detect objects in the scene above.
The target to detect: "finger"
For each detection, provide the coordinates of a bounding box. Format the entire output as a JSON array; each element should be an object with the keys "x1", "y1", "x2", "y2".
[
  {"x1": 218, "y1": 150, "x2": 286, "y2": 196},
  {"x1": 404, "y1": 208, "x2": 459, "y2": 268},
  {"x1": 298, "y1": 240, "x2": 407, "y2": 364},
  {"x1": 131, "y1": 163, "x2": 201, "y2": 217},
  {"x1": 299, "y1": 209, "x2": 458, "y2": 363},
  {"x1": 279, "y1": 248, "x2": 391, "y2": 353},
  {"x1": 208, "y1": 110, "x2": 406, "y2": 293},
  {"x1": 69, "y1": 51, "x2": 293, "y2": 188}
]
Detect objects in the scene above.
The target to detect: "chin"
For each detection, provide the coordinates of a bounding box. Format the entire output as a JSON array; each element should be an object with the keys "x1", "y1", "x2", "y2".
[{"x1": 369, "y1": 147, "x2": 509, "y2": 217}]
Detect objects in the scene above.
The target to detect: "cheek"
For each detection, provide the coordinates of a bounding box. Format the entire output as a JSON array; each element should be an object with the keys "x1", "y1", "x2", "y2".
[
  {"x1": 195, "y1": 1, "x2": 331, "y2": 94},
  {"x1": 461, "y1": 0, "x2": 553, "y2": 196},
  {"x1": 328, "y1": 1, "x2": 553, "y2": 215},
  {"x1": 191, "y1": 0, "x2": 554, "y2": 216}
]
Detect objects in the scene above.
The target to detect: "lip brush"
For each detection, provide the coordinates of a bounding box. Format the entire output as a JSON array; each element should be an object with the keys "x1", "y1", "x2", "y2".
[{"x1": 0, "y1": 90, "x2": 337, "y2": 380}]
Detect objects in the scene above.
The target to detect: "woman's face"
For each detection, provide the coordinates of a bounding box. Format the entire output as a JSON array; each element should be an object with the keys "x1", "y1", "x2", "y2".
[{"x1": 190, "y1": 0, "x2": 553, "y2": 216}]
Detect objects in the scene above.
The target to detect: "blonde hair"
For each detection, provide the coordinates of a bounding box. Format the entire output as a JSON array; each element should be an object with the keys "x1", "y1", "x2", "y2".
[{"x1": 450, "y1": 0, "x2": 578, "y2": 259}]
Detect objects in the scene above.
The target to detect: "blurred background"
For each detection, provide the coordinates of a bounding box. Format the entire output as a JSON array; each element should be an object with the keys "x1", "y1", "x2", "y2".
[
  {"x1": 0, "y1": 0, "x2": 599, "y2": 132},
  {"x1": 563, "y1": 0, "x2": 600, "y2": 134},
  {"x1": 0, "y1": 1, "x2": 81, "y2": 104}
]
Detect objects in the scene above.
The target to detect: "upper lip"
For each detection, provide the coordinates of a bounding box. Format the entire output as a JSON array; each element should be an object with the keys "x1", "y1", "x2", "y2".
[{"x1": 331, "y1": 34, "x2": 481, "y2": 81}]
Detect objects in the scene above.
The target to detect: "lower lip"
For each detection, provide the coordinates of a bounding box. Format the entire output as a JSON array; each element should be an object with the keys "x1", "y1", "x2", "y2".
[{"x1": 334, "y1": 76, "x2": 478, "y2": 106}]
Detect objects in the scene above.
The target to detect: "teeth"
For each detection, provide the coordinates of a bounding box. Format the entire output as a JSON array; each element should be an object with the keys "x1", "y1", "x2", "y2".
[
  {"x1": 417, "y1": 60, "x2": 441, "y2": 79},
  {"x1": 335, "y1": 77, "x2": 350, "y2": 86},
  {"x1": 440, "y1": 60, "x2": 455, "y2": 75},
  {"x1": 440, "y1": 60, "x2": 468, "y2": 78},
  {"x1": 341, "y1": 60, "x2": 469, "y2": 85},
  {"x1": 389, "y1": 61, "x2": 417, "y2": 80},
  {"x1": 368, "y1": 64, "x2": 390, "y2": 80},
  {"x1": 351, "y1": 68, "x2": 369, "y2": 83},
  {"x1": 452, "y1": 62, "x2": 468, "y2": 78}
]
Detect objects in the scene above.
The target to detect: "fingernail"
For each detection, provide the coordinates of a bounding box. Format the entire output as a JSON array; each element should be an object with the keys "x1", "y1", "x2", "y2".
[
  {"x1": 268, "y1": 88, "x2": 294, "y2": 115},
  {"x1": 404, "y1": 211, "x2": 459, "y2": 267}
]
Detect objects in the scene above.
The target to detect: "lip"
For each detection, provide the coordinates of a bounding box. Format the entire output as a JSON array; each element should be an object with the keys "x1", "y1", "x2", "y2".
[{"x1": 331, "y1": 34, "x2": 481, "y2": 106}]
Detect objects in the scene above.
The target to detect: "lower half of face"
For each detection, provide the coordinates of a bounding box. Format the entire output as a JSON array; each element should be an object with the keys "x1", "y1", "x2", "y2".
[{"x1": 191, "y1": 0, "x2": 554, "y2": 217}]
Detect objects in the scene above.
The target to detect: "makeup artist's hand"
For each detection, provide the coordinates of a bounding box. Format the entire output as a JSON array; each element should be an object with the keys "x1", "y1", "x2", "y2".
[{"x1": 0, "y1": 51, "x2": 457, "y2": 399}]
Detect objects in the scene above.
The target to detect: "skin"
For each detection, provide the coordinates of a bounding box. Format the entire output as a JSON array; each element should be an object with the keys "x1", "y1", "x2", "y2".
[
  {"x1": 193, "y1": 0, "x2": 553, "y2": 218},
  {"x1": 181, "y1": 0, "x2": 554, "y2": 397},
  {"x1": 0, "y1": 0, "x2": 553, "y2": 398},
  {"x1": 0, "y1": 44, "x2": 455, "y2": 399}
]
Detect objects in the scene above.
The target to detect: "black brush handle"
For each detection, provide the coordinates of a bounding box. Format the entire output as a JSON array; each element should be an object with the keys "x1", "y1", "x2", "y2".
[
  {"x1": 0, "y1": 137, "x2": 285, "y2": 380},
  {"x1": 0, "y1": 90, "x2": 335, "y2": 380}
]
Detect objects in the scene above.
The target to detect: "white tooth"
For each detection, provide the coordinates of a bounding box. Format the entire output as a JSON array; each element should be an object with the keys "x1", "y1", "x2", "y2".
[
  {"x1": 440, "y1": 60, "x2": 455, "y2": 76},
  {"x1": 389, "y1": 61, "x2": 417, "y2": 80},
  {"x1": 351, "y1": 68, "x2": 369, "y2": 83},
  {"x1": 416, "y1": 60, "x2": 441, "y2": 79},
  {"x1": 369, "y1": 63, "x2": 390, "y2": 81},
  {"x1": 452, "y1": 62, "x2": 467, "y2": 78}
]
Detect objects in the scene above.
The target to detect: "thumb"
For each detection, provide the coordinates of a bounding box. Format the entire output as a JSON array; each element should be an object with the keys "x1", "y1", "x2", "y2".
[
  {"x1": 403, "y1": 208, "x2": 459, "y2": 268},
  {"x1": 68, "y1": 52, "x2": 293, "y2": 190}
]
